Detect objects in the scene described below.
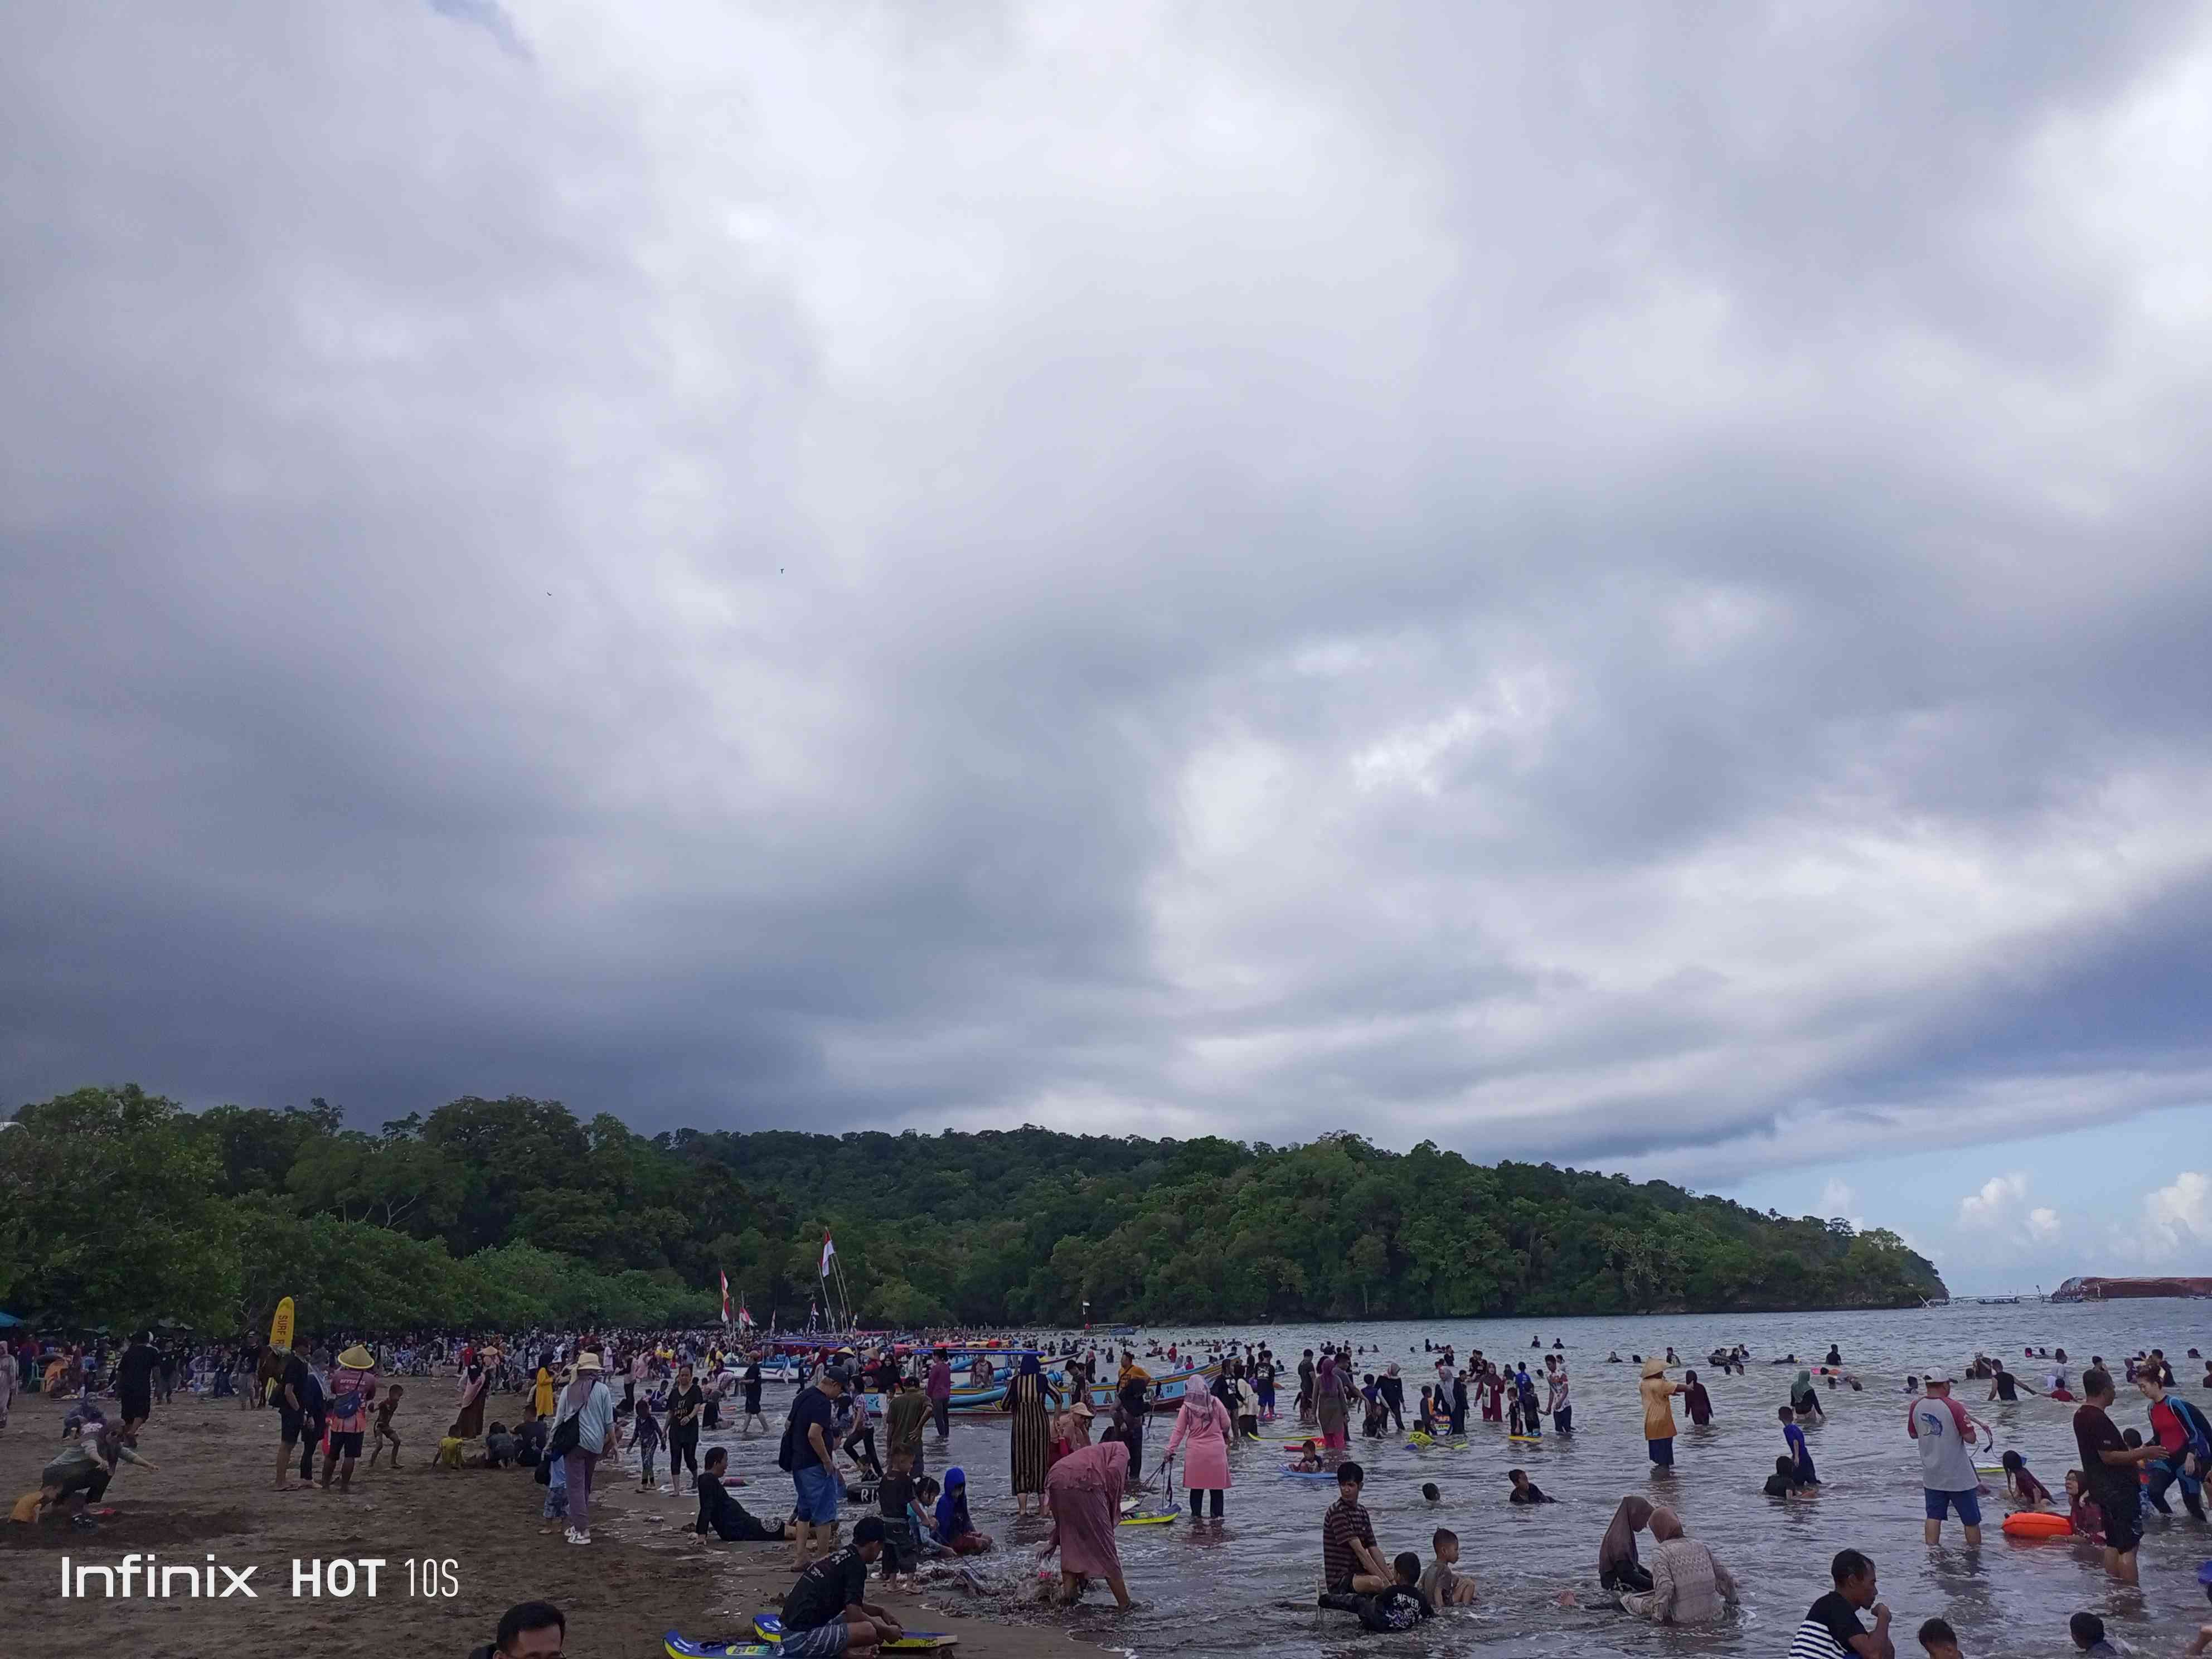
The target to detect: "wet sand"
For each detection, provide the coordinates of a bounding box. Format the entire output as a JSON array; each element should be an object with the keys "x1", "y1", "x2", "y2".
[{"x1": 1, "y1": 1389, "x2": 1079, "y2": 1659}]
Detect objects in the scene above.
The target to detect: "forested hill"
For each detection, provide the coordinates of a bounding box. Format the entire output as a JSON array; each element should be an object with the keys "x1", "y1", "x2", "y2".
[{"x1": 0, "y1": 1086, "x2": 1945, "y2": 1335}]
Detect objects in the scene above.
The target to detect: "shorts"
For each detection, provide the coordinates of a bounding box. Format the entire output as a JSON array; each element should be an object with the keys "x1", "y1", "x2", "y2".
[
  {"x1": 792, "y1": 1462, "x2": 840, "y2": 1525},
  {"x1": 328, "y1": 1430, "x2": 363, "y2": 1459},
  {"x1": 1647, "y1": 1437, "x2": 1674, "y2": 1466},
  {"x1": 120, "y1": 1390, "x2": 151, "y2": 1423},
  {"x1": 280, "y1": 1410, "x2": 306, "y2": 1446},
  {"x1": 2098, "y1": 1484, "x2": 2143, "y2": 1553},
  {"x1": 1923, "y1": 1487, "x2": 1982, "y2": 1525},
  {"x1": 778, "y1": 1618, "x2": 848, "y2": 1658}
]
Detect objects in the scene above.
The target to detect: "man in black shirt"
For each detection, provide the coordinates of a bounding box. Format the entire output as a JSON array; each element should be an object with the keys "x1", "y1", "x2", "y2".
[
  {"x1": 779, "y1": 1516, "x2": 902, "y2": 1656},
  {"x1": 696, "y1": 1447, "x2": 793, "y2": 1541},
  {"x1": 1986, "y1": 1366, "x2": 2038, "y2": 1405},
  {"x1": 1789, "y1": 1549, "x2": 1892, "y2": 1659},
  {"x1": 2073, "y1": 1367, "x2": 2165, "y2": 1585},
  {"x1": 115, "y1": 1332, "x2": 162, "y2": 1434}
]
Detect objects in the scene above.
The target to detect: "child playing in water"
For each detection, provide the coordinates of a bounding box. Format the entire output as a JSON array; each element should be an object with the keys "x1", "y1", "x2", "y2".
[
  {"x1": 2000, "y1": 1449, "x2": 2051, "y2": 1508},
  {"x1": 1293, "y1": 1439, "x2": 1325, "y2": 1472},
  {"x1": 2064, "y1": 1469, "x2": 2104, "y2": 1542},
  {"x1": 1418, "y1": 1528, "x2": 1478, "y2": 1605},
  {"x1": 1917, "y1": 1616, "x2": 1962, "y2": 1658},
  {"x1": 1506, "y1": 1468, "x2": 1552, "y2": 1504},
  {"x1": 2069, "y1": 1612, "x2": 2120, "y2": 1656},
  {"x1": 1779, "y1": 1405, "x2": 1818, "y2": 1485},
  {"x1": 1765, "y1": 1455, "x2": 1808, "y2": 1497},
  {"x1": 1320, "y1": 1551, "x2": 1435, "y2": 1631}
]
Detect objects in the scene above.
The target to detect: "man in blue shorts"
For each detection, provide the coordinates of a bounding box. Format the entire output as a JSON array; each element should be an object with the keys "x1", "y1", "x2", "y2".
[
  {"x1": 789, "y1": 1363, "x2": 848, "y2": 1570},
  {"x1": 1906, "y1": 1371, "x2": 1988, "y2": 1546}
]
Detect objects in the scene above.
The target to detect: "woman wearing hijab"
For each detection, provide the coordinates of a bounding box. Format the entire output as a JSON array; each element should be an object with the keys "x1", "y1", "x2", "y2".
[
  {"x1": 554, "y1": 1353, "x2": 614, "y2": 1546},
  {"x1": 1001, "y1": 1352, "x2": 1059, "y2": 1516},
  {"x1": 1789, "y1": 1369, "x2": 1823, "y2": 1421},
  {"x1": 1639, "y1": 1359, "x2": 1684, "y2": 1467},
  {"x1": 455, "y1": 1353, "x2": 489, "y2": 1440},
  {"x1": 1041, "y1": 1439, "x2": 1134, "y2": 1609},
  {"x1": 1619, "y1": 1507, "x2": 1738, "y2": 1623},
  {"x1": 934, "y1": 1466, "x2": 992, "y2": 1554},
  {"x1": 1680, "y1": 1369, "x2": 1713, "y2": 1427},
  {"x1": 1051, "y1": 1399, "x2": 1095, "y2": 1468},
  {"x1": 1164, "y1": 1374, "x2": 1234, "y2": 1519},
  {"x1": 1316, "y1": 1355, "x2": 1350, "y2": 1450},
  {"x1": 1598, "y1": 1494, "x2": 1655, "y2": 1594}
]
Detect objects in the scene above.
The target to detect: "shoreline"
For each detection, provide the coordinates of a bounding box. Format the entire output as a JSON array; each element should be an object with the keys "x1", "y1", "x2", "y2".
[{"x1": 1, "y1": 1388, "x2": 1099, "y2": 1659}]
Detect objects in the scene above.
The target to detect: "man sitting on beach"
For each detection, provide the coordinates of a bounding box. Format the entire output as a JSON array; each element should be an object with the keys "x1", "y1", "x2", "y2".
[
  {"x1": 779, "y1": 1515, "x2": 905, "y2": 1657},
  {"x1": 697, "y1": 1446, "x2": 795, "y2": 1541}
]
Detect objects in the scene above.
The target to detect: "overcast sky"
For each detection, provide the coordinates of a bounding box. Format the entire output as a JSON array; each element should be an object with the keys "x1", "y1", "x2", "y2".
[{"x1": 5, "y1": 2, "x2": 2210, "y2": 1290}]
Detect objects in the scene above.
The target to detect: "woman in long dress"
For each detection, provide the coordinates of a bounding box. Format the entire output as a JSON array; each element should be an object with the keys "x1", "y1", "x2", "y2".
[
  {"x1": 1163, "y1": 1379, "x2": 1233, "y2": 1519},
  {"x1": 532, "y1": 1364, "x2": 555, "y2": 1422},
  {"x1": 455, "y1": 1357, "x2": 489, "y2": 1439},
  {"x1": 1315, "y1": 1355, "x2": 1350, "y2": 1450},
  {"x1": 1001, "y1": 1354, "x2": 1058, "y2": 1516},
  {"x1": 1042, "y1": 1440, "x2": 1133, "y2": 1609}
]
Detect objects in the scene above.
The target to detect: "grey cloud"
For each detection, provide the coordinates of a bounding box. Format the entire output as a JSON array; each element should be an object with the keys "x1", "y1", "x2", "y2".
[{"x1": 4, "y1": 2, "x2": 2210, "y2": 1183}]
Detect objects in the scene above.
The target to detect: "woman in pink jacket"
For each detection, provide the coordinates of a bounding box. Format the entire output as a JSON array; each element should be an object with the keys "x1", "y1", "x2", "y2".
[{"x1": 1163, "y1": 1383, "x2": 1233, "y2": 1520}]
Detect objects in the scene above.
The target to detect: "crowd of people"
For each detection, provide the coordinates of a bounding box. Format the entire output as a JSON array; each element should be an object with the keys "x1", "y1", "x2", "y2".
[{"x1": 9, "y1": 1325, "x2": 2211, "y2": 1656}]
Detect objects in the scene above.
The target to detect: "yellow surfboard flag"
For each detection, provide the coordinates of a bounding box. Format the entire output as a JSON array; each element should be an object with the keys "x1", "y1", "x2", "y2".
[{"x1": 268, "y1": 1296, "x2": 295, "y2": 1353}]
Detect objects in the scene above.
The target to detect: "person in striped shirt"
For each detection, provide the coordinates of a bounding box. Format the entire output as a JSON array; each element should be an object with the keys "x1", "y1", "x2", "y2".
[{"x1": 1789, "y1": 1549, "x2": 1892, "y2": 1659}]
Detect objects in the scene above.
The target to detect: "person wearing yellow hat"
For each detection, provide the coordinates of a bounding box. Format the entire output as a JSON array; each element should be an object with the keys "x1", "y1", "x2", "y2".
[
  {"x1": 321, "y1": 1344, "x2": 380, "y2": 1493},
  {"x1": 1639, "y1": 1357, "x2": 1684, "y2": 1469}
]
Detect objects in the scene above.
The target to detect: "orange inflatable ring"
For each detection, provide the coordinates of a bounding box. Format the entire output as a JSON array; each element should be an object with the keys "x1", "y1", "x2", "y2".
[{"x1": 2002, "y1": 1511, "x2": 2073, "y2": 1539}]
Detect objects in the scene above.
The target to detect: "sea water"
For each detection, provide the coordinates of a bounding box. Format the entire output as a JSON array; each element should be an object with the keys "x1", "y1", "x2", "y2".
[{"x1": 706, "y1": 1301, "x2": 2212, "y2": 1657}]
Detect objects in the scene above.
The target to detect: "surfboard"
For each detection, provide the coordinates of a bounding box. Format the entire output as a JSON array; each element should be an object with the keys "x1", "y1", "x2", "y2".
[
  {"x1": 1507, "y1": 1435, "x2": 1543, "y2": 1443},
  {"x1": 750, "y1": 1617, "x2": 955, "y2": 1651},
  {"x1": 665, "y1": 1634, "x2": 780, "y2": 1658},
  {"x1": 1119, "y1": 1512, "x2": 1180, "y2": 1526},
  {"x1": 267, "y1": 1296, "x2": 294, "y2": 1354}
]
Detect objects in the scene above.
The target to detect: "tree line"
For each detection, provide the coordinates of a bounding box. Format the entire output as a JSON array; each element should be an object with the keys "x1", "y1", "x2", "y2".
[{"x1": 0, "y1": 1084, "x2": 1945, "y2": 1336}]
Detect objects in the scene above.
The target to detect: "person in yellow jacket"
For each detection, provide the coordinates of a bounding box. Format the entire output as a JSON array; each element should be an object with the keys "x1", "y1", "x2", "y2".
[{"x1": 1640, "y1": 1357, "x2": 1685, "y2": 1468}]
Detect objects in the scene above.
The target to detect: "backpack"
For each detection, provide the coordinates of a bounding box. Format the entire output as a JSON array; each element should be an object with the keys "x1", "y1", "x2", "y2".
[{"x1": 547, "y1": 1406, "x2": 582, "y2": 1460}]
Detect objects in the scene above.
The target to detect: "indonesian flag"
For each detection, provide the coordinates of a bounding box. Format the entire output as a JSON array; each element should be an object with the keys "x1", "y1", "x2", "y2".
[
  {"x1": 738, "y1": 1302, "x2": 755, "y2": 1330},
  {"x1": 819, "y1": 1230, "x2": 836, "y2": 1278},
  {"x1": 720, "y1": 1269, "x2": 732, "y2": 1326}
]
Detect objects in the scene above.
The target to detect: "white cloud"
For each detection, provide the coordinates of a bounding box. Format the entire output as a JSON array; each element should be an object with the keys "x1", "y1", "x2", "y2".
[
  {"x1": 2143, "y1": 1170, "x2": 2210, "y2": 1252},
  {"x1": 1958, "y1": 1172, "x2": 2032, "y2": 1230},
  {"x1": 2026, "y1": 1206, "x2": 2060, "y2": 1241},
  {"x1": 1819, "y1": 1177, "x2": 1856, "y2": 1218}
]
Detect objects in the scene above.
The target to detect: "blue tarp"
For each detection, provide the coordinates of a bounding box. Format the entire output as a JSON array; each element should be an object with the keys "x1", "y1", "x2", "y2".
[{"x1": 0, "y1": 1312, "x2": 23, "y2": 1327}]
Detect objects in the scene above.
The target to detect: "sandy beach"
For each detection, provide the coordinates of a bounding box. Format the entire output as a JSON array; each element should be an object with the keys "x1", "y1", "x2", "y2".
[{"x1": 1, "y1": 1388, "x2": 1075, "y2": 1659}]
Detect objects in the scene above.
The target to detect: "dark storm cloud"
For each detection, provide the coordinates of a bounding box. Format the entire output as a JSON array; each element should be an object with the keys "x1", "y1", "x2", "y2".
[{"x1": 4, "y1": 2, "x2": 2210, "y2": 1179}]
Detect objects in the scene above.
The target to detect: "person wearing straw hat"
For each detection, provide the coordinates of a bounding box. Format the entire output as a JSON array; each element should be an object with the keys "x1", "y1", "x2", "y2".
[
  {"x1": 321, "y1": 1344, "x2": 379, "y2": 1493},
  {"x1": 555, "y1": 1352, "x2": 614, "y2": 1546},
  {"x1": 1639, "y1": 1357, "x2": 1684, "y2": 1468}
]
